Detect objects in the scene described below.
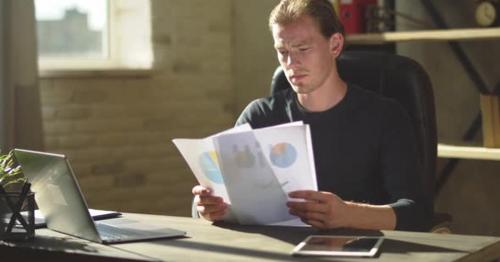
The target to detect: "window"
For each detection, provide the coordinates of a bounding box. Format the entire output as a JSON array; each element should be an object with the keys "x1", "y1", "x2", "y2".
[
  {"x1": 35, "y1": 0, "x2": 108, "y2": 59},
  {"x1": 35, "y1": 0, "x2": 152, "y2": 71}
]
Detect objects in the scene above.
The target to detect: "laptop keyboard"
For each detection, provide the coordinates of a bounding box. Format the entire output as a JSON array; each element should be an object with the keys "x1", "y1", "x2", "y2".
[{"x1": 96, "y1": 222, "x2": 149, "y2": 242}]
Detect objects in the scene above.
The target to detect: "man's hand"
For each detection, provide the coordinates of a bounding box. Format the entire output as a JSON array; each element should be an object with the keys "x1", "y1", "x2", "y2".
[
  {"x1": 287, "y1": 190, "x2": 349, "y2": 229},
  {"x1": 287, "y1": 190, "x2": 397, "y2": 230},
  {"x1": 192, "y1": 185, "x2": 227, "y2": 221}
]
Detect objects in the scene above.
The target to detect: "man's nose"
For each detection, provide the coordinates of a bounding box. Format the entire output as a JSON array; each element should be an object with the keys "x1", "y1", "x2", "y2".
[{"x1": 285, "y1": 52, "x2": 300, "y2": 68}]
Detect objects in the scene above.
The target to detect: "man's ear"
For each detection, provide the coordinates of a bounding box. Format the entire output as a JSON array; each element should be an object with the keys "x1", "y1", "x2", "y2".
[{"x1": 329, "y1": 33, "x2": 344, "y2": 58}]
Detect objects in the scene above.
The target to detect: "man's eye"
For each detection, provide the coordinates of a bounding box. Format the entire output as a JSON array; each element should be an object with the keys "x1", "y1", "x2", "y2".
[
  {"x1": 299, "y1": 47, "x2": 309, "y2": 52},
  {"x1": 278, "y1": 50, "x2": 288, "y2": 55}
]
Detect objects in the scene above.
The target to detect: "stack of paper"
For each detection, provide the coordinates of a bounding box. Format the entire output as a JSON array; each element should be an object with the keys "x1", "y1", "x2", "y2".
[{"x1": 173, "y1": 122, "x2": 317, "y2": 226}]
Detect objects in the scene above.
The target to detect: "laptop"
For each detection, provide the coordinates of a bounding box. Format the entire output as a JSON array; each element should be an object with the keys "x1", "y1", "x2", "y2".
[
  {"x1": 13, "y1": 148, "x2": 186, "y2": 244},
  {"x1": 29, "y1": 208, "x2": 122, "y2": 229}
]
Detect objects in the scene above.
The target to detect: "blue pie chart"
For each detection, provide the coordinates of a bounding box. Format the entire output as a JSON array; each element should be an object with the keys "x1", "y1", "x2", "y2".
[
  {"x1": 198, "y1": 151, "x2": 224, "y2": 184},
  {"x1": 269, "y1": 143, "x2": 297, "y2": 168}
]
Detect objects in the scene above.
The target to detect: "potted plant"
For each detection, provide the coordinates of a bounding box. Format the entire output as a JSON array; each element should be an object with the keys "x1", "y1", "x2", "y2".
[
  {"x1": 0, "y1": 150, "x2": 24, "y2": 190},
  {"x1": 0, "y1": 150, "x2": 35, "y2": 241}
]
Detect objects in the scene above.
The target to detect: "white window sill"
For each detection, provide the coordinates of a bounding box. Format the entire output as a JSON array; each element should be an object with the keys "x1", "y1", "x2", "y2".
[{"x1": 38, "y1": 68, "x2": 154, "y2": 79}]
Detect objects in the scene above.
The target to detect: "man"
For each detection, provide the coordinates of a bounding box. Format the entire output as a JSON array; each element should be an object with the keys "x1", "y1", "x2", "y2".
[{"x1": 192, "y1": 0, "x2": 432, "y2": 231}]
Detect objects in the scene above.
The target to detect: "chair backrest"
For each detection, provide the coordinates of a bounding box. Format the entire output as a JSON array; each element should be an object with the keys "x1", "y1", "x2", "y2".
[{"x1": 271, "y1": 51, "x2": 437, "y2": 200}]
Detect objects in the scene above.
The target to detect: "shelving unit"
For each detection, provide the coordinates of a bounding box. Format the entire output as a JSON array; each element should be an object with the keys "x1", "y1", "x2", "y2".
[
  {"x1": 343, "y1": 22, "x2": 500, "y2": 195},
  {"x1": 347, "y1": 27, "x2": 500, "y2": 162},
  {"x1": 346, "y1": 27, "x2": 500, "y2": 44},
  {"x1": 438, "y1": 144, "x2": 500, "y2": 161}
]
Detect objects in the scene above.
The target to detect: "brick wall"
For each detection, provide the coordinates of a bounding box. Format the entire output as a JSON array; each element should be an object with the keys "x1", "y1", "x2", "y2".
[{"x1": 38, "y1": 0, "x2": 234, "y2": 216}]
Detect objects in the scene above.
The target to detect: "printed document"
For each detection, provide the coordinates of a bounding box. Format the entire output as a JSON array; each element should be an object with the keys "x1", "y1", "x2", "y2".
[{"x1": 173, "y1": 122, "x2": 317, "y2": 226}]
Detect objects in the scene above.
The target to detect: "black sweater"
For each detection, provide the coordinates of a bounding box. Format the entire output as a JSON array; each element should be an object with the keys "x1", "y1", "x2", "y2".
[{"x1": 236, "y1": 85, "x2": 433, "y2": 232}]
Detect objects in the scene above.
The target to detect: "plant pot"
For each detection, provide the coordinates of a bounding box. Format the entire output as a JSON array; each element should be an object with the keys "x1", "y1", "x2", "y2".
[{"x1": 0, "y1": 185, "x2": 35, "y2": 242}]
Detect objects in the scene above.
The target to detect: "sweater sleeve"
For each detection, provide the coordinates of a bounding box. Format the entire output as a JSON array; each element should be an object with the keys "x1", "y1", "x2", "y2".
[{"x1": 380, "y1": 102, "x2": 433, "y2": 232}]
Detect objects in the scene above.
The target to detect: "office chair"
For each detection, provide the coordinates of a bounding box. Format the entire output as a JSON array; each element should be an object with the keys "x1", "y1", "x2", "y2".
[{"x1": 271, "y1": 51, "x2": 451, "y2": 233}]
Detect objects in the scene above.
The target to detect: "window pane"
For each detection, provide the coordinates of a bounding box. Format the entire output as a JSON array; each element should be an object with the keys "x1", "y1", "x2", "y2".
[{"x1": 35, "y1": 0, "x2": 108, "y2": 58}]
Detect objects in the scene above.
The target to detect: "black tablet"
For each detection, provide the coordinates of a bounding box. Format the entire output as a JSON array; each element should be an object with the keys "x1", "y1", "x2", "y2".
[{"x1": 292, "y1": 235, "x2": 384, "y2": 257}]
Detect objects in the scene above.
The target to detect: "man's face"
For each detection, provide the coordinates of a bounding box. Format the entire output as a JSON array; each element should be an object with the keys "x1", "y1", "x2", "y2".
[{"x1": 272, "y1": 15, "x2": 341, "y2": 94}]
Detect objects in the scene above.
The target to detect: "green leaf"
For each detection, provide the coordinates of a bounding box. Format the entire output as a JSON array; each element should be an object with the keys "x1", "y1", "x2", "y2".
[{"x1": 0, "y1": 150, "x2": 25, "y2": 187}]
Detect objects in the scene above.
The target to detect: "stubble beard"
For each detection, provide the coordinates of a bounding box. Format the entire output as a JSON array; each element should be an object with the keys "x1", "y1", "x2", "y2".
[{"x1": 290, "y1": 81, "x2": 318, "y2": 95}]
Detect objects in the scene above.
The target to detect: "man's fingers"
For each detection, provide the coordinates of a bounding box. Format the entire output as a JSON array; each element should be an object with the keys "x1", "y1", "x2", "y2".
[
  {"x1": 288, "y1": 191, "x2": 346, "y2": 229},
  {"x1": 192, "y1": 185, "x2": 211, "y2": 196},
  {"x1": 198, "y1": 195, "x2": 224, "y2": 206},
  {"x1": 289, "y1": 207, "x2": 326, "y2": 221},
  {"x1": 307, "y1": 219, "x2": 326, "y2": 229},
  {"x1": 196, "y1": 203, "x2": 227, "y2": 221},
  {"x1": 193, "y1": 185, "x2": 227, "y2": 222},
  {"x1": 294, "y1": 213, "x2": 326, "y2": 229},
  {"x1": 289, "y1": 209, "x2": 311, "y2": 220},
  {"x1": 196, "y1": 203, "x2": 225, "y2": 214},
  {"x1": 302, "y1": 210, "x2": 326, "y2": 221},
  {"x1": 287, "y1": 200, "x2": 328, "y2": 213},
  {"x1": 206, "y1": 209, "x2": 227, "y2": 221},
  {"x1": 288, "y1": 190, "x2": 330, "y2": 202}
]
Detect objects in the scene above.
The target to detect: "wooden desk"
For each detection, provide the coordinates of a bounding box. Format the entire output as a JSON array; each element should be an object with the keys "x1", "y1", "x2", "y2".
[{"x1": 2, "y1": 213, "x2": 500, "y2": 261}]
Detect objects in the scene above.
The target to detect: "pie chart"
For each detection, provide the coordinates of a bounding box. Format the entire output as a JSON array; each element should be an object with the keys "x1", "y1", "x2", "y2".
[
  {"x1": 269, "y1": 142, "x2": 297, "y2": 168},
  {"x1": 199, "y1": 151, "x2": 224, "y2": 184}
]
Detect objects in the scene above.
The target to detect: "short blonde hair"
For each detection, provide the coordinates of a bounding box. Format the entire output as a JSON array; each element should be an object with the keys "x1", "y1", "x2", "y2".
[{"x1": 269, "y1": 0, "x2": 344, "y2": 38}]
